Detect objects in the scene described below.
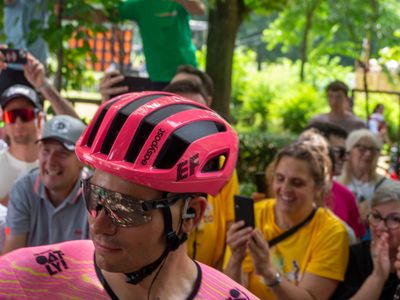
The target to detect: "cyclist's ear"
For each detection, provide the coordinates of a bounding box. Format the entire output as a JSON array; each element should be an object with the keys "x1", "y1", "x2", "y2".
[{"x1": 181, "y1": 196, "x2": 206, "y2": 233}]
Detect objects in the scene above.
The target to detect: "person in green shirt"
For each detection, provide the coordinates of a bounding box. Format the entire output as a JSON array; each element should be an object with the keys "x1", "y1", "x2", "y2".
[{"x1": 117, "y1": 0, "x2": 204, "y2": 85}]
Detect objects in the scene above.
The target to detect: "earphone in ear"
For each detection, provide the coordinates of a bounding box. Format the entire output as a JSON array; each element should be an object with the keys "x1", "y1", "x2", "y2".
[{"x1": 183, "y1": 207, "x2": 196, "y2": 220}]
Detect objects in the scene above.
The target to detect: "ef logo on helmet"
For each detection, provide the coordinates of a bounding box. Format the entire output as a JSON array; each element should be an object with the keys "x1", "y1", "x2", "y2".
[{"x1": 177, "y1": 153, "x2": 199, "y2": 181}]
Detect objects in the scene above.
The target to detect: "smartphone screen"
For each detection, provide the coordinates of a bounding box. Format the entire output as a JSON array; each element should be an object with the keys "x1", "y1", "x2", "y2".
[
  {"x1": 234, "y1": 195, "x2": 255, "y2": 228},
  {"x1": 255, "y1": 171, "x2": 267, "y2": 194},
  {"x1": 0, "y1": 48, "x2": 27, "y2": 64}
]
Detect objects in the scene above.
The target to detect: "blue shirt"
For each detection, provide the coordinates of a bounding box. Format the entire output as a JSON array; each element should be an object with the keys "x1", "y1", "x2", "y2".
[{"x1": 6, "y1": 168, "x2": 89, "y2": 247}]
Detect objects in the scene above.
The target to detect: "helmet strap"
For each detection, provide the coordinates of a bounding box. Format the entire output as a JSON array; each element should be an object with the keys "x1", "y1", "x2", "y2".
[{"x1": 124, "y1": 201, "x2": 187, "y2": 285}]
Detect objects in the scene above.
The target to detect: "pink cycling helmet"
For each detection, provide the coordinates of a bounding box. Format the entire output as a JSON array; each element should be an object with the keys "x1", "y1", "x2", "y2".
[{"x1": 75, "y1": 91, "x2": 238, "y2": 196}]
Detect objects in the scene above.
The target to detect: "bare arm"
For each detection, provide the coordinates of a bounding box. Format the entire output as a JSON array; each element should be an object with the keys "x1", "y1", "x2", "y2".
[
  {"x1": 249, "y1": 229, "x2": 340, "y2": 300},
  {"x1": 2, "y1": 233, "x2": 28, "y2": 255},
  {"x1": 266, "y1": 272, "x2": 339, "y2": 300},
  {"x1": 224, "y1": 221, "x2": 253, "y2": 284},
  {"x1": 171, "y1": 0, "x2": 205, "y2": 16},
  {"x1": 23, "y1": 54, "x2": 79, "y2": 118}
]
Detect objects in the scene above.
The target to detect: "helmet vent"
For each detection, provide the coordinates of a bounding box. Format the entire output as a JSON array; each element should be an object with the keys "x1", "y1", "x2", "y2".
[
  {"x1": 100, "y1": 94, "x2": 164, "y2": 155},
  {"x1": 86, "y1": 98, "x2": 119, "y2": 147},
  {"x1": 154, "y1": 120, "x2": 226, "y2": 169},
  {"x1": 125, "y1": 103, "x2": 204, "y2": 163},
  {"x1": 201, "y1": 154, "x2": 228, "y2": 173}
]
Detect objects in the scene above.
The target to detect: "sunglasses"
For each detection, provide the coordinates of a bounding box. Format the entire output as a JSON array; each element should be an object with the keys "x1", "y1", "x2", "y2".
[
  {"x1": 3, "y1": 108, "x2": 38, "y2": 124},
  {"x1": 330, "y1": 146, "x2": 346, "y2": 159},
  {"x1": 81, "y1": 177, "x2": 193, "y2": 227}
]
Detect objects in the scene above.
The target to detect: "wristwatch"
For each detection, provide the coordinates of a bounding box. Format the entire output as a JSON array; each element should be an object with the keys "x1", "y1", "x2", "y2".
[{"x1": 264, "y1": 272, "x2": 282, "y2": 288}]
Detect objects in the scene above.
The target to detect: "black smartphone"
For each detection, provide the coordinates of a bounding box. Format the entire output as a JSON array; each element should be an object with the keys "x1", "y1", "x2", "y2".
[
  {"x1": 234, "y1": 195, "x2": 255, "y2": 228},
  {"x1": 111, "y1": 75, "x2": 152, "y2": 95},
  {"x1": 0, "y1": 48, "x2": 27, "y2": 64},
  {"x1": 255, "y1": 171, "x2": 267, "y2": 194}
]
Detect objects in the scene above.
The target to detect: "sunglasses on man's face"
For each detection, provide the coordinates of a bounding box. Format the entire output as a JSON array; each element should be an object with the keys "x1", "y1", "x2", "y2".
[
  {"x1": 330, "y1": 146, "x2": 346, "y2": 159},
  {"x1": 81, "y1": 177, "x2": 193, "y2": 227},
  {"x1": 3, "y1": 108, "x2": 38, "y2": 124}
]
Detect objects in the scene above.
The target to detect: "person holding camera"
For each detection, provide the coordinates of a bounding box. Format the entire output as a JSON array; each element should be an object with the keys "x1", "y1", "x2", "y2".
[{"x1": 1, "y1": 0, "x2": 49, "y2": 95}]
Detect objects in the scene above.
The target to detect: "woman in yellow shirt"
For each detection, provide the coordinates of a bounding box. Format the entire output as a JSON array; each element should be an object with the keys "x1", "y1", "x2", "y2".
[{"x1": 225, "y1": 142, "x2": 349, "y2": 299}]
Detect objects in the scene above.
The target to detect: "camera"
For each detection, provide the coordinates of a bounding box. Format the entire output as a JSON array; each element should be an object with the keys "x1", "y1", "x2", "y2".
[{"x1": 0, "y1": 48, "x2": 28, "y2": 64}]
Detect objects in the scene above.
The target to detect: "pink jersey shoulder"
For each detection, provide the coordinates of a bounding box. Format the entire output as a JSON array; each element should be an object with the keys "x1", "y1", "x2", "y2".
[
  {"x1": 0, "y1": 240, "x2": 109, "y2": 299},
  {"x1": 196, "y1": 262, "x2": 260, "y2": 299}
]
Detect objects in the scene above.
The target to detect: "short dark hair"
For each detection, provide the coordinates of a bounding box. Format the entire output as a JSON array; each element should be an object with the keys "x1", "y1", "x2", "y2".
[
  {"x1": 326, "y1": 80, "x2": 349, "y2": 97},
  {"x1": 163, "y1": 79, "x2": 208, "y2": 103},
  {"x1": 306, "y1": 122, "x2": 348, "y2": 140},
  {"x1": 176, "y1": 65, "x2": 214, "y2": 97}
]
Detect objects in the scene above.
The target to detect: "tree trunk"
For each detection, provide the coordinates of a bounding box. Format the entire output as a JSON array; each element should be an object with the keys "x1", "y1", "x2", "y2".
[
  {"x1": 55, "y1": 0, "x2": 64, "y2": 91},
  {"x1": 299, "y1": 0, "x2": 318, "y2": 82},
  {"x1": 206, "y1": 0, "x2": 248, "y2": 119}
]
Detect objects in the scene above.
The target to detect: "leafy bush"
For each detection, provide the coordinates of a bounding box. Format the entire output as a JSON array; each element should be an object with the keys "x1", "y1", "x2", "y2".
[
  {"x1": 271, "y1": 83, "x2": 323, "y2": 134},
  {"x1": 235, "y1": 130, "x2": 295, "y2": 194}
]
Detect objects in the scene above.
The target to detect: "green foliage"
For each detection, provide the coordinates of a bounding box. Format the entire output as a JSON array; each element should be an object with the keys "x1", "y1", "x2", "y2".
[
  {"x1": 276, "y1": 83, "x2": 321, "y2": 133},
  {"x1": 1, "y1": 1, "x2": 122, "y2": 90},
  {"x1": 0, "y1": 2, "x2": 3, "y2": 41},
  {"x1": 43, "y1": 1, "x2": 122, "y2": 90},
  {"x1": 231, "y1": 50, "x2": 354, "y2": 135},
  {"x1": 231, "y1": 49, "x2": 275, "y2": 131},
  {"x1": 231, "y1": 48, "x2": 400, "y2": 191},
  {"x1": 262, "y1": 0, "x2": 400, "y2": 81},
  {"x1": 353, "y1": 92, "x2": 399, "y2": 141},
  {"x1": 236, "y1": 131, "x2": 295, "y2": 191}
]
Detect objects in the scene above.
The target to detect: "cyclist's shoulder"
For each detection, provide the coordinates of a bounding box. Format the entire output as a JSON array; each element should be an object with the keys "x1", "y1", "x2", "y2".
[{"x1": 197, "y1": 262, "x2": 259, "y2": 299}]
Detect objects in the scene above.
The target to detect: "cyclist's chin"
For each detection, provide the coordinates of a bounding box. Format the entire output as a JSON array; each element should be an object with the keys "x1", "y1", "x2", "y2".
[{"x1": 94, "y1": 250, "x2": 127, "y2": 273}]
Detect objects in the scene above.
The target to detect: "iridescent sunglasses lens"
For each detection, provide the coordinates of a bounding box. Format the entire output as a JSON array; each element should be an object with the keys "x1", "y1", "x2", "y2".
[{"x1": 81, "y1": 178, "x2": 152, "y2": 227}]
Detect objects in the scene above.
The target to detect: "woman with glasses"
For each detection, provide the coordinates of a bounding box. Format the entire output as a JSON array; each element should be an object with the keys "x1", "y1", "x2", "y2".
[
  {"x1": 332, "y1": 179, "x2": 400, "y2": 299},
  {"x1": 338, "y1": 129, "x2": 385, "y2": 225}
]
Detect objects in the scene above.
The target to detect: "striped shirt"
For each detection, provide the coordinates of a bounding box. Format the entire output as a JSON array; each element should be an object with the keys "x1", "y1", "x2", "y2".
[{"x1": 0, "y1": 240, "x2": 258, "y2": 299}]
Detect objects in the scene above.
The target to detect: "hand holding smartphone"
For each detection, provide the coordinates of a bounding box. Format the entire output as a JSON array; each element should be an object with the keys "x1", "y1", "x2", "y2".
[
  {"x1": 0, "y1": 48, "x2": 27, "y2": 64},
  {"x1": 234, "y1": 195, "x2": 255, "y2": 228}
]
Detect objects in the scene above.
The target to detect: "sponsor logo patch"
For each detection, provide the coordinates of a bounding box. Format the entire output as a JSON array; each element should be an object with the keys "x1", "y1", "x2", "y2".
[{"x1": 35, "y1": 249, "x2": 68, "y2": 276}]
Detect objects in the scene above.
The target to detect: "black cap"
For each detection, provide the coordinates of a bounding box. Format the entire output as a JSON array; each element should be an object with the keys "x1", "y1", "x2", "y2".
[{"x1": 0, "y1": 85, "x2": 41, "y2": 110}]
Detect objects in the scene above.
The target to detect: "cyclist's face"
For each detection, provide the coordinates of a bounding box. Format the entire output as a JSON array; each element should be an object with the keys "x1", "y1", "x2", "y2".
[{"x1": 88, "y1": 169, "x2": 183, "y2": 273}]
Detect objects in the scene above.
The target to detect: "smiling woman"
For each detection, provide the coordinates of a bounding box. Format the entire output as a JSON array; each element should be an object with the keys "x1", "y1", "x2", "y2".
[
  {"x1": 225, "y1": 142, "x2": 349, "y2": 300},
  {"x1": 332, "y1": 179, "x2": 400, "y2": 299}
]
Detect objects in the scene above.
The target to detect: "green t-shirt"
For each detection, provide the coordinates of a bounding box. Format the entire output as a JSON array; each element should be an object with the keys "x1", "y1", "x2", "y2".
[{"x1": 118, "y1": 0, "x2": 198, "y2": 82}]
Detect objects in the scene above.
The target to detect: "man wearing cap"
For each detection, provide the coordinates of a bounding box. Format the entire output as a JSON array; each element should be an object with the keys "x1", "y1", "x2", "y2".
[
  {"x1": 2, "y1": 115, "x2": 89, "y2": 254},
  {"x1": 0, "y1": 54, "x2": 78, "y2": 206},
  {"x1": 0, "y1": 84, "x2": 44, "y2": 205}
]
